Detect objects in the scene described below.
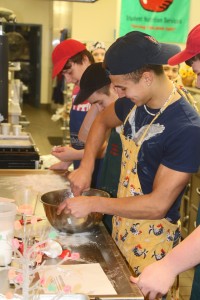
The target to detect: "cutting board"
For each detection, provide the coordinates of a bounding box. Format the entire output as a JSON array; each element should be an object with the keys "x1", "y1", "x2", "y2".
[{"x1": 40, "y1": 263, "x2": 117, "y2": 295}]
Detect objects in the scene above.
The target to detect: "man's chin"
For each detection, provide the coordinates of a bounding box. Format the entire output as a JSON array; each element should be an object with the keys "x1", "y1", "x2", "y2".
[{"x1": 131, "y1": 100, "x2": 140, "y2": 106}]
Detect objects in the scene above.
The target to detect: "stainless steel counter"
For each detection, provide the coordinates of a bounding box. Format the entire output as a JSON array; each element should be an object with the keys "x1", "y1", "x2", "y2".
[{"x1": 0, "y1": 170, "x2": 143, "y2": 299}]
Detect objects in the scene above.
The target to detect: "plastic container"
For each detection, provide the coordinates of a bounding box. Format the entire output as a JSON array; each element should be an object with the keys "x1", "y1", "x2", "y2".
[
  {"x1": 12, "y1": 124, "x2": 22, "y2": 136},
  {"x1": 1, "y1": 122, "x2": 11, "y2": 135},
  {"x1": 0, "y1": 202, "x2": 17, "y2": 266}
]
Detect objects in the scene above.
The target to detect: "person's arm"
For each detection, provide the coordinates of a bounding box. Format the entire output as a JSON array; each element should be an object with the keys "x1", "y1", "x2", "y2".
[
  {"x1": 67, "y1": 102, "x2": 122, "y2": 196},
  {"x1": 78, "y1": 104, "x2": 109, "y2": 159},
  {"x1": 51, "y1": 145, "x2": 84, "y2": 161},
  {"x1": 49, "y1": 160, "x2": 73, "y2": 170},
  {"x1": 130, "y1": 225, "x2": 200, "y2": 300},
  {"x1": 58, "y1": 152, "x2": 190, "y2": 218},
  {"x1": 78, "y1": 104, "x2": 101, "y2": 143}
]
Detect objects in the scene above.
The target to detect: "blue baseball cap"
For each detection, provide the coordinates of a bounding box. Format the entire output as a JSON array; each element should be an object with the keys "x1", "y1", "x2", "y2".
[{"x1": 105, "y1": 31, "x2": 181, "y2": 75}]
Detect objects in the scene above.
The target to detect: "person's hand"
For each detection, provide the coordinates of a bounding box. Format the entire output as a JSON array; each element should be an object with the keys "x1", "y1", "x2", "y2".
[
  {"x1": 49, "y1": 161, "x2": 72, "y2": 170},
  {"x1": 57, "y1": 195, "x2": 98, "y2": 217},
  {"x1": 51, "y1": 145, "x2": 77, "y2": 161},
  {"x1": 51, "y1": 145, "x2": 65, "y2": 153},
  {"x1": 68, "y1": 167, "x2": 92, "y2": 196},
  {"x1": 130, "y1": 259, "x2": 176, "y2": 300}
]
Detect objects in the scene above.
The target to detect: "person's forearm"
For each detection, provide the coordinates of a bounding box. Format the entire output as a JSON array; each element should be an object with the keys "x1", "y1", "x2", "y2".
[
  {"x1": 80, "y1": 115, "x2": 108, "y2": 172},
  {"x1": 69, "y1": 148, "x2": 84, "y2": 160},
  {"x1": 52, "y1": 146, "x2": 84, "y2": 161},
  {"x1": 94, "y1": 194, "x2": 164, "y2": 218},
  {"x1": 162, "y1": 225, "x2": 200, "y2": 276},
  {"x1": 80, "y1": 103, "x2": 122, "y2": 173},
  {"x1": 78, "y1": 103, "x2": 101, "y2": 143}
]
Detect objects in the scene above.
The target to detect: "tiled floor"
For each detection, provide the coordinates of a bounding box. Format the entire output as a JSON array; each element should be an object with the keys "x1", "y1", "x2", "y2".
[
  {"x1": 22, "y1": 103, "x2": 195, "y2": 300},
  {"x1": 22, "y1": 103, "x2": 63, "y2": 155}
]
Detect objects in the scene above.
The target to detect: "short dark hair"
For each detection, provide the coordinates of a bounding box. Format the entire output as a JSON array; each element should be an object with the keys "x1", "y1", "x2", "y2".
[
  {"x1": 63, "y1": 50, "x2": 94, "y2": 70},
  {"x1": 186, "y1": 53, "x2": 200, "y2": 67},
  {"x1": 96, "y1": 84, "x2": 111, "y2": 96},
  {"x1": 124, "y1": 65, "x2": 164, "y2": 83}
]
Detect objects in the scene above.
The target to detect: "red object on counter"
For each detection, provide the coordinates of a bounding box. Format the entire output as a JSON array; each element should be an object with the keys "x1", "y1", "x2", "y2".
[
  {"x1": 19, "y1": 218, "x2": 43, "y2": 225},
  {"x1": 58, "y1": 249, "x2": 71, "y2": 259}
]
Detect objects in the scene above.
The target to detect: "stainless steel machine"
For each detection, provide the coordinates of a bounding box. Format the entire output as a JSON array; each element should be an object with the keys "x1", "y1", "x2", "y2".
[
  {"x1": 0, "y1": 8, "x2": 39, "y2": 169},
  {"x1": 0, "y1": 132, "x2": 40, "y2": 169},
  {"x1": 0, "y1": 7, "x2": 14, "y2": 122}
]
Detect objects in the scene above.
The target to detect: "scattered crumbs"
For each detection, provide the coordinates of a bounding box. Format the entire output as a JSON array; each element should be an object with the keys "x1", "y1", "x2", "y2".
[
  {"x1": 57, "y1": 231, "x2": 94, "y2": 247},
  {"x1": 0, "y1": 174, "x2": 70, "y2": 198}
]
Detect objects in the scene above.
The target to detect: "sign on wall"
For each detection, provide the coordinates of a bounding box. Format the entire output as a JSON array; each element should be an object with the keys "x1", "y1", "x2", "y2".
[{"x1": 119, "y1": 0, "x2": 191, "y2": 43}]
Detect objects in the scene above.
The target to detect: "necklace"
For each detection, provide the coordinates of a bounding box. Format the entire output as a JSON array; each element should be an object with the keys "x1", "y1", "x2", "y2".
[{"x1": 143, "y1": 82, "x2": 176, "y2": 117}]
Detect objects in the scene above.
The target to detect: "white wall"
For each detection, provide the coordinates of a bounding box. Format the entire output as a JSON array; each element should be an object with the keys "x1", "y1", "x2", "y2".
[
  {"x1": 53, "y1": 1, "x2": 72, "y2": 46},
  {"x1": 0, "y1": 0, "x2": 53, "y2": 104},
  {"x1": 189, "y1": 0, "x2": 200, "y2": 30},
  {"x1": 71, "y1": 0, "x2": 120, "y2": 48}
]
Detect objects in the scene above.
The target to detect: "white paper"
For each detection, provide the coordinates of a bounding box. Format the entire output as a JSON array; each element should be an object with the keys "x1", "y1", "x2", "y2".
[
  {"x1": 40, "y1": 263, "x2": 117, "y2": 295},
  {"x1": 0, "y1": 294, "x2": 89, "y2": 300}
]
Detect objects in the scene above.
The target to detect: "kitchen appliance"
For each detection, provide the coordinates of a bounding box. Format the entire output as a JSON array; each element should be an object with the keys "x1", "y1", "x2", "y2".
[
  {"x1": 0, "y1": 7, "x2": 16, "y2": 123},
  {"x1": 41, "y1": 188, "x2": 110, "y2": 233},
  {"x1": 0, "y1": 31, "x2": 8, "y2": 122},
  {"x1": 8, "y1": 62, "x2": 23, "y2": 125},
  {"x1": 0, "y1": 132, "x2": 40, "y2": 169}
]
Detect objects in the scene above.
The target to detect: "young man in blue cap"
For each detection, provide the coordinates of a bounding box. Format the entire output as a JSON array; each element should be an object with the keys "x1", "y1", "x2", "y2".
[
  {"x1": 57, "y1": 31, "x2": 200, "y2": 276},
  {"x1": 129, "y1": 24, "x2": 200, "y2": 300}
]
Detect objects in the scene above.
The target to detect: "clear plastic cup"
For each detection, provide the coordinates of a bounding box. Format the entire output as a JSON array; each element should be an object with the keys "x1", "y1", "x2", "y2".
[
  {"x1": 0, "y1": 202, "x2": 17, "y2": 266},
  {"x1": 12, "y1": 124, "x2": 22, "y2": 136},
  {"x1": 1, "y1": 123, "x2": 11, "y2": 135},
  {"x1": 14, "y1": 187, "x2": 38, "y2": 216}
]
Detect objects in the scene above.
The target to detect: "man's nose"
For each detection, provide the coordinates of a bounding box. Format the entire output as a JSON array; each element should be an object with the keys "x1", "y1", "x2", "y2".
[{"x1": 167, "y1": 71, "x2": 173, "y2": 79}]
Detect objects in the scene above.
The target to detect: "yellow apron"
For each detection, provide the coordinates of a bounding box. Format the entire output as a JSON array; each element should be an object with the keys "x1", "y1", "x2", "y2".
[{"x1": 112, "y1": 104, "x2": 180, "y2": 276}]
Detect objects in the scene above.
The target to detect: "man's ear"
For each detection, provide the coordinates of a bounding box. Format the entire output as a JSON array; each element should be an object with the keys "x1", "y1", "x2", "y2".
[
  {"x1": 82, "y1": 55, "x2": 90, "y2": 64},
  {"x1": 142, "y1": 71, "x2": 153, "y2": 86}
]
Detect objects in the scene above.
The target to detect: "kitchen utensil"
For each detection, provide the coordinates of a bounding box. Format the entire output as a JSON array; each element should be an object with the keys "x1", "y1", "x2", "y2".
[{"x1": 40, "y1": 188, "x2": 110, "y2": 233}]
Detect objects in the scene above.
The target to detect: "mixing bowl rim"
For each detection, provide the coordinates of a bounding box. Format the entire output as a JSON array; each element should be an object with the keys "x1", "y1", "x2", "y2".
[
  {"x1": 40, "y1": 188, "x2": 68, "y2": 207},
  {"x1": 40, "y1": 188, "x2": 110, "y2": 207}
]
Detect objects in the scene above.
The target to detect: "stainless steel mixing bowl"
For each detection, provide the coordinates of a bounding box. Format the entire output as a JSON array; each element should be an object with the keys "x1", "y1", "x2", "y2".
[{"x1": 40, "y1": 188, "x2": 110, "y2": 233}]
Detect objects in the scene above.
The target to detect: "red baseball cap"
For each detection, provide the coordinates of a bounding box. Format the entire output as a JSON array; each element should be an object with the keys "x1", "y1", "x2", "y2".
[
  {"x1": 52, "y1": 39, "x2": 86, "y2": 78},
  {"x1": 168, "y1": 24, "x2": 200, "y2": 65}
]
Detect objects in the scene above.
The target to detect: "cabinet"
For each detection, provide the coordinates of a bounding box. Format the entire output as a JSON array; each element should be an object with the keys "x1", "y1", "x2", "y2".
[{"x1": 180, "y1": 173, "x2": 200, "y2": 238}]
